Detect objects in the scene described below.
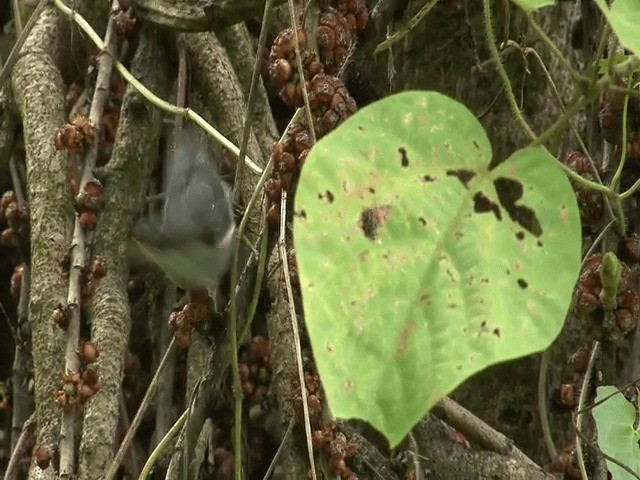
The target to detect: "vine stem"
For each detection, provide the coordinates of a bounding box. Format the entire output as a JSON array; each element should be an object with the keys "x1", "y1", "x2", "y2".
[
  {"x1": 482, "y1": 0, "x2": 536, "y2": 141},
  {"x1": 139, "y1": 409, "x2": 188, "y2": 479}
]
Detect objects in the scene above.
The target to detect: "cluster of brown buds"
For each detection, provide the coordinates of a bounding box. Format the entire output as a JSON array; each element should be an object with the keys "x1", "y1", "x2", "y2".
[
  {"x1": 264, "y1": 1, "x2": 365, "y2": 227},
  {"x1": 54, "y1": 114, "x2": 94, "y2": 151},
  {"x1": 265, "y1": 74, "x2": 356, "y2": 228},
  {"x1": 312, "y1": 422, "x2": 358, "y2": 480},
  {"x1": 114, "y1": 0, "x2": 139, "y2": 39},
  {"x1": 562, "y1": 151, "x2": 604, "y2": 228},
  {"x1": 0, "y1": 190, "x2": 29, "y2": 247},
  {"x1": 74, "y1": 178, "x2": 105, "y2": 232},
  {"x1": 268, "y1": 27, "x2": 324, "y2": 107},
  {"x1": 550, "y1": 345, "x2": 596, "y2": 413},
  {"x1": 168, "y1": 301, "x2": 209, "y2": 347},
  {"x1": 52, "y1": 341, "x2": 100, "y2": 412},
  {"x1": 575, "y1": 253, "x2": 640, "y2": 340},
  {"x1": 238, "y1": 336, "x2": 272, "y2": 406}
]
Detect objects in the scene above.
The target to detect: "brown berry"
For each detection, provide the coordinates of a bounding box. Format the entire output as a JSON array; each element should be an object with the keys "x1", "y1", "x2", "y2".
[{"x1": 79, "y1": 211, "x2": 98, "y2": 231}]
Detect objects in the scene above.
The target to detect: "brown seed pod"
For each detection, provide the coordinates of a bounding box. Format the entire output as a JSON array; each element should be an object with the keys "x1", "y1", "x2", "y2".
[
  {"x1": 266, "y1": 203, "x2": 280, "y2": 227},
  {"x1": 81, "y1": 367, "x2": 99, "y2": 387},
  {"x1": 10, "y1": 264, "x2": 23, "y2": 300},
  {"x1": 76, "y1": 178, "x2": 105, "y2": 212},
  {"x1": 35, "y1": 445, "x2": 52, "y2": 470},
  {"x1": 79, "y1": 211, "x2": 98, "y2": 231},
  {"x1": 78, "y1": 340, "x2": 100, "y2": 364},
  {"x1": 53, "y1": 303, "x2": 71, "y2": 329},
  {"x1": 270, "y1": 58, "x2": 292, "y2": 88},
  {"x1": 91, "y1": 255, "x2": 108, "y2": 280}
]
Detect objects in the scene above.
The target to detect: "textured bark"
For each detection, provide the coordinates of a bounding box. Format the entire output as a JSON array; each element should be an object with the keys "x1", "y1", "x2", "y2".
[
  {"x1": 77, "y1": 27, "x2": 169, "y2": 476},
  {"x1": 11, "y1": 7, "x2": 72, "y2": 478}
]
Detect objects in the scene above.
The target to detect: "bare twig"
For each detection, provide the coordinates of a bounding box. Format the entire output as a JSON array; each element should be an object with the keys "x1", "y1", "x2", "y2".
[
  {"x1": 287, "y1": 0, "x2": 316, "y2": 144},
  {"x1": 374, "y1": 0, "x2": 438, "y2": 54},
  {"x1": 262, "y1": 419, "x2": 295, "y2": 480},
  {"x1": 0, "y1": 0, "x2": 49, "y2": 88},
  {"x1": 4, "y1": 412, "x2": 36, "y2": 480},
  {"x1": 278, "y1": 189, "x2": 317, "y2": 479},
  {"x1": 233, "y1": 0, "x2": 276, "y2": 198},
  {"x1": 574, "y1": 341, "x2": 601, "y2": 480},
  {"x1": 104, "y1": 339, "x2": 178, "y2": 480},
  {"x1": 58, "y1": 6, "x2": 119, "y2": 474},
  {"x1": 431, "y1": 396, "x2": 543, "y2": 471}
]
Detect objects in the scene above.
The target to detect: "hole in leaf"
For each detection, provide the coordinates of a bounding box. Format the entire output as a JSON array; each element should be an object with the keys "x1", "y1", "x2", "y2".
[
  {"x1": 423, "y1": 175, "x2": 436, "y2": 182},
  {"x1": 398, "y1": 147, "x2": 409, "y2": 167},
  {"x1": 515, "y1": 231, "x2": 525, "y2": 241},
  {"x1": 446, "y1": 169, "x2": 475, "y2": 189},
  {"x1": 517, "y1": 278, "x2": 528, "y2": 289},
  {"x1": 493, "y1": 328, "x2": 500, "y2": 337},
  {"x1": 359, "y1": 205, "x2": 392, "y2": 240},
  {"x1": 368, "y1": 187, "x2": 376, "y2": 194},
  {"x1": 473, "y1": 192, "x2": 502, "y2": 221},
  {"x1": 418, "y1": 217, "x2": 427, "y2": 226},
  {"x1": 493, "y1": 177, "x2": 543, "y2": 237}
]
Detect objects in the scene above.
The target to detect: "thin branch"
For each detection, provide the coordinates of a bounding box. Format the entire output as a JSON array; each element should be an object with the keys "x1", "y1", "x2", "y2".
[
  {"x1": 140, "y1": 409, "x2": 188, "y2": 479},
  {"x1": 104, "y1": 339, "x2": 178, "y2": 480},
  {"x1": 574, "y1": 341, "x2": 600, "y2": 480},
  {"x1": 374, "y1": 0, "x2": 438, "y2": 54},
  {"x1": 279, "y1": 189, "x2": 317, "y2": 479},
  {"x1": 4, "y1": 412, "x2": 36, "y2": 480},
  {"x1": 233, "y1": 0, "x2": 276, "y2": 198},
  {"x1": 0, "y1": 0, "x2": 48, "y2": 88},
  {"x1": 288, "y1": 0, "x2": 316, "y2": 144},
  {"x1": 262, "y1": 419, "x2": 295, "y2": 480}
]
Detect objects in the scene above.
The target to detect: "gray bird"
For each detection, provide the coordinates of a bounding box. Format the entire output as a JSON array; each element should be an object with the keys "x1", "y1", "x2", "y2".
[{"x1": 131, "y1": 125, "x2": 235, "y2": 291}]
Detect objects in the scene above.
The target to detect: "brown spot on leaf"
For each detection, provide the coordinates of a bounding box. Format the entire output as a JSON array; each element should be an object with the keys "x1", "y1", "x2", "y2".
[
  {"x1": 418, "y1": 217, "x2": 427, "y2": 226},
  {"x1": 494, "y1": 177, "x2": 543, "y2": 237},
  {"x1": 295, "y1": 210, "x2": 307, "y2": 218},
  {"x1": 359, "y1": 205, "x2": 392, "y2": 240},
  {"x1": 344, "y1": 380, "x2": 353, "y2": 392},
  {"x1": 493, "y1": 328, "x2": 500, "y2": 337},
  {"x1": 446, "y1": 169, "x2": 476, "y2": 189},
  {"x1": 398, "y1": 147, "x2": 409, "y2": 167},
  {"x1": 318, "y1": 190, "x2": 335, "y2": 203},
  {"x1": 473, "y1": 192, "x2": 501, "y2": 220},
  {"x1": 395, "y1": 319, "x2": 417, "y2": 359},
  {"x1": 423, "y1": 175, "x2": 436, "y2": 182}
]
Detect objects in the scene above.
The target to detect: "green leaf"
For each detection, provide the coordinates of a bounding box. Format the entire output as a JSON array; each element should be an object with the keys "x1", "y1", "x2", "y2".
[
  {"x1": 595, "y1": 0, "x2": 640, "y2": 54},
  {"x1": 593, "y1": 386, "x2": 640, "y2": 479},
  {"x1": 294, "y1": 91, "x2": 582, "y2": 447},
  {"x1": 510, "y1": 0, "x2": 555, "y2": 12}
]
